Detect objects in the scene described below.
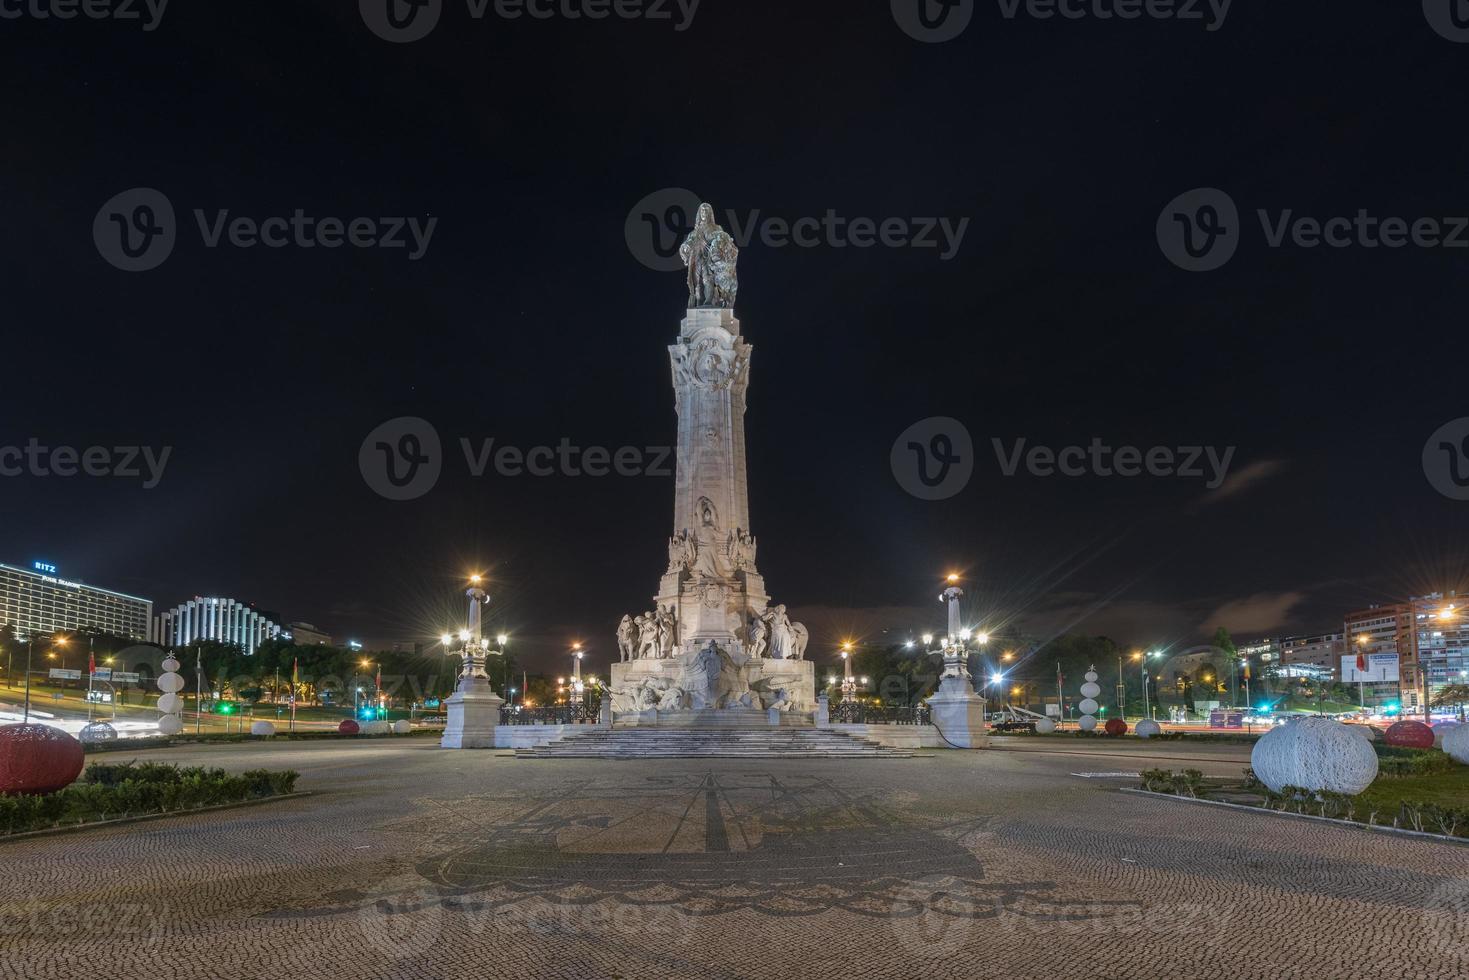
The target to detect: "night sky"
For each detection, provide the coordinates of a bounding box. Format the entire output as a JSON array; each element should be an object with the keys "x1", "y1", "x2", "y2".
[{"x1": 6, "y1": 2, "x2": 1468, "y2": 675}]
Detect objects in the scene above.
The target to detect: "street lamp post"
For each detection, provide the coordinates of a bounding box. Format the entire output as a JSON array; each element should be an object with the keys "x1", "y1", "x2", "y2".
[
  {"x1": 839, "y1": 643, "x2": 857, "y2": 705},
  {"x1": 440, "y1": 575, "x2": 506, "y2": 749},
  {"x1": 570, "y1": 644, "x2": 586, "y2": 707}
]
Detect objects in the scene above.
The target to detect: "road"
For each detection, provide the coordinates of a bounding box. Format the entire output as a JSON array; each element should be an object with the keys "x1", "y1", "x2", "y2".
[{"x1": 1, "y1": 738, "x2": 1465, "y2": 979}]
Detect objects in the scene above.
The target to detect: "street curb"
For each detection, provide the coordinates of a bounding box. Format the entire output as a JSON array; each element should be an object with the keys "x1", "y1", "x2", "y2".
[
  {"x1": 0, "y1": 792, "x2": 314, "y2": 844},
  {"x1": 1120, "y1": 788, "x2": 1469, "y2": 846}
]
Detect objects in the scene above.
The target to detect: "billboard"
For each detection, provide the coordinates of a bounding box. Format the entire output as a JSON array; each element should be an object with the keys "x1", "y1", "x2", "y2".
[{"x1": 1342, "y1": 653, "x2": 1400, "y2": 683}]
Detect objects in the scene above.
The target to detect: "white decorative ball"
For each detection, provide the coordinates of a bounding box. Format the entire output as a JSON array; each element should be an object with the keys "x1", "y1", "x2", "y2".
[
  {"x1": 1432, "y1": 721, "x2": 1461, "y2": 748},
  {"x1": 80, "y1": 722, "x2": 118, "y2": 743},
  {"x1": 1084, "y1": 670, "x2": 1098, "y2": 683},
  {"x1": 1250, "y1": 717, "x2": 1380, "y2": 795},
  {"x1": 1078, "y1": 715, "x2": 1098, "y2": 732},
  {"x1": 1348, "y1": 724, "x2": 1377, "y2": 741},
  {"x1": 156, "y1": 693, "x2": 182, "y2": 715},
  {"x1": 362, "y1": 721, "x2": 391, "y2": 735},
  {"x1": 250, "y1": 721, "x2": 276, "y2": 737},
  {"x1": 157, "y1": 715, "x2": 185, "y2": 736},
  {"x1": 1442, "y1": 724, "x2": 1469, "y2": 765},
  {"x1": 1034, "y1": 718, "x2": 1056, "y2": 734},
  {"x1": 1136, "y1": 719, "x2": 1161, "y2": 738},
  {"x1": 156, "y1": 673, "x2": 185, "y2": 694},
  {"x1": 1079, "y1": 698, "x2": 1099, "y2": 716},
  {"x1": 161, "y1": 657, "x2": 181, "y2": 673},
  {"x1": 392, "y1": 720, "x2": 412, "y2": 734},
  {"x1": 1080, "y1": 682, "x2": 1102, "y2": 699}
]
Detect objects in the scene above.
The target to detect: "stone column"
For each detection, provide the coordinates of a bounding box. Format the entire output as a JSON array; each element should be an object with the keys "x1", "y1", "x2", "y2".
[{"x1": 926, "y1": 585, "x2": 989, "y2": 749}]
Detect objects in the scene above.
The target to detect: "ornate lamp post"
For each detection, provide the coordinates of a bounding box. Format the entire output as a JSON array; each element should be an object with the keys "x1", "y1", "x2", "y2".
[
  {"x1": 572, "y1": 644, "x2": 585, "y2": 706},
  {"x1": 439, "y1": 575, "x2": 505, "y2": 749},
  {"x1": 922, "y1": 575, "x2": 990, "y2": 748},
  {"x1": 839, "y1": 642, "x2": 858, "y2": 704}
]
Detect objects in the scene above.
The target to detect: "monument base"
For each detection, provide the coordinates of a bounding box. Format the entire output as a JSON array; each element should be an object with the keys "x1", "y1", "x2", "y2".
[
  {"x1": 441, "y1": 678, "x2": 504, "y2": 749},
  {"x1": 610, "y1": 651, "x2": 816, "y2": 718},
  {"x1": 927, "y1": 677, "x2": 990, "y2": 749},
  {"x1": 614, "y1": 707, "x2": 814, "y2": 728}
]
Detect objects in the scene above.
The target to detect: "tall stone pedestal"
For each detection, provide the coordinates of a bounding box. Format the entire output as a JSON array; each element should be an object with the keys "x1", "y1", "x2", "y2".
[
  {"x1": 440, "y1": 678, "x2": 504, "y2": 750},
  {"x1": 927, "y1": 676, "x2": 990, "y2": 749}
]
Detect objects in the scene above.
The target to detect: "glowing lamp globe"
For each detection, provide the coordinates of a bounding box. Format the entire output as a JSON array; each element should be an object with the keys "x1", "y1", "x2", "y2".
[
  {"x1": 338, "y1": 719, "x2": 361, "y2": 736},
  {"x1": 0, "y1": 724, "x2": 86, "y2": 795},
  {"x1": 1385, "y1": 720, "x2": 1435, "y2": 749},
  {"x1": 1104, "y1": 718, "x2": 1128, "y2": 737}
]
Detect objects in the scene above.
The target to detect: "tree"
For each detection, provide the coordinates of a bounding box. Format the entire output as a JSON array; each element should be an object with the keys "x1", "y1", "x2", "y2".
[{"x1": 1431, "y1": 684, "x2": 1469, "y2": 713}]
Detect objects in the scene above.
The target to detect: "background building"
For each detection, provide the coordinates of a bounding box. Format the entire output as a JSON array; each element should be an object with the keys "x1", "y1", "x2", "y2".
[
  {"x1": 1280, "y1": 633, "x2": 1344, "y2": 678},
  {"x1": 0, "y1": 561, "x2": 152, "y2": 641},
  {"x1": 285, "y1": 622, "x2": 332, "y2": 646},
  {"x1": 1408, "y1": 592, "x2": 1467, "y2": 707},
  {"x1": 154, "y1": 597, "x2": 281, "y2": 655}
]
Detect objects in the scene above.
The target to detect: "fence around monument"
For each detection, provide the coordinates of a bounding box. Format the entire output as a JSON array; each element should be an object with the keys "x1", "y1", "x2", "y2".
[
  {"x1": 499, "y1": 704, "x2": 599, "y2": 726},
  {"x1": 830, "y1": 703, "x2": 932, "y2": 726}
]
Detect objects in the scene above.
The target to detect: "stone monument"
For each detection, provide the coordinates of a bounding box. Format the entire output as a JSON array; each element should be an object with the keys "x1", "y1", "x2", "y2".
[
  {"x1": 441, "y1": 581, "x2": 505, "y2": 749},
  {"x1": 611, "y1": 203, "x2": 816, "y2": 724}
]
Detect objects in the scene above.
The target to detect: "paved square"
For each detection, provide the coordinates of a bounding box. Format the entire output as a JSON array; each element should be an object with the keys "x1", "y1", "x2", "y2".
[{"x1": 1, "y1": 739, "x2": 1466, "y2": 979}]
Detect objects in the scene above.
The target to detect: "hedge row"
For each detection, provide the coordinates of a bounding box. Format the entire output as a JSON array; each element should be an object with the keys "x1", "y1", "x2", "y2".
[{"x1": 0, "y1": 761, "x2": 300, "y2": 837}]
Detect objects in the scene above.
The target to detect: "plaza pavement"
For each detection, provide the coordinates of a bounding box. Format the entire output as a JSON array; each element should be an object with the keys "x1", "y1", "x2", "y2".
[{"x1": 1, "y1": 737, "x2": 1466, "y2": 980}]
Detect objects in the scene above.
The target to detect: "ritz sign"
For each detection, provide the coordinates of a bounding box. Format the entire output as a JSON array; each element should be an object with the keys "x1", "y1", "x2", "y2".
[{"x1": 32, "y1": 561, "x2": 58, "y2": 575}]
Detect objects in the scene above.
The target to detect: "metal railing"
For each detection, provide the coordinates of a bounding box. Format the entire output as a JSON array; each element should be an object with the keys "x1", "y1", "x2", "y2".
[
  {"x1": 831, "y1": 703, "x2": 932, "y2": 726},
  {"x1": 499, "y1": 703, "x2": 599, "y2": 726}
]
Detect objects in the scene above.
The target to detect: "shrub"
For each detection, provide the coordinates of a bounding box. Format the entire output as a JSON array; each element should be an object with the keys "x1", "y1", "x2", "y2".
[
  {"x1": 1138, "y1": 769, "x2": 1207, "y2": 798},
  {"x1": 1374, "y1": 747, "x2": 1456, "y2": 777},
  {"x1": 0, "y1": 762, "x2": 301, "y2": 836}
]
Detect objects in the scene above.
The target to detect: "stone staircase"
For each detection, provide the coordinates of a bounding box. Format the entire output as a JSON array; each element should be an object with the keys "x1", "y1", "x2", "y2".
[{"x1": 513, "y1": 727, "x2": 915, "y2": 759}]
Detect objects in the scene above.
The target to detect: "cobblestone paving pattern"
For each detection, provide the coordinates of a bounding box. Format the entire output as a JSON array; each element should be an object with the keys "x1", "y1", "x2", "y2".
[{"x1": 1, "y1": 739, "x2": 1466, "y2": 979}]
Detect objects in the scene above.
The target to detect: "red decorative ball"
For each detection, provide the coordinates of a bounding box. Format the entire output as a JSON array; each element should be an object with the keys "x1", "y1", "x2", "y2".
[
  {"x1": 0, "y1": 723, "x2": 86, "y2": 795},
  {"x1": 338, "y1": 719, "x2": 360, "y2": 735},
  {"x1": 1104, "y1": 718, "x2": 1129, "y2": 737},
  {"x1": 1385, "y1": 720, "x2": 1434, "y2": 749}
]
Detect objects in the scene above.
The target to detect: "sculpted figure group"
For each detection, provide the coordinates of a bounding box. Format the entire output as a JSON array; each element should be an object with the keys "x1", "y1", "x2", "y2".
[
  {"x1": 617, "y1": 608, "x2": 677, "y2": 662},
  {"x1": 748, "y1": 604, "x2": 809, "y2": 661}
]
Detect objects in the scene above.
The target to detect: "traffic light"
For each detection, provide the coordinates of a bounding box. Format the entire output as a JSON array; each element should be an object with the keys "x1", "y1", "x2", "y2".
[{"x1": 217, "y1": 702, "x2": 234, "y2": 715}]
